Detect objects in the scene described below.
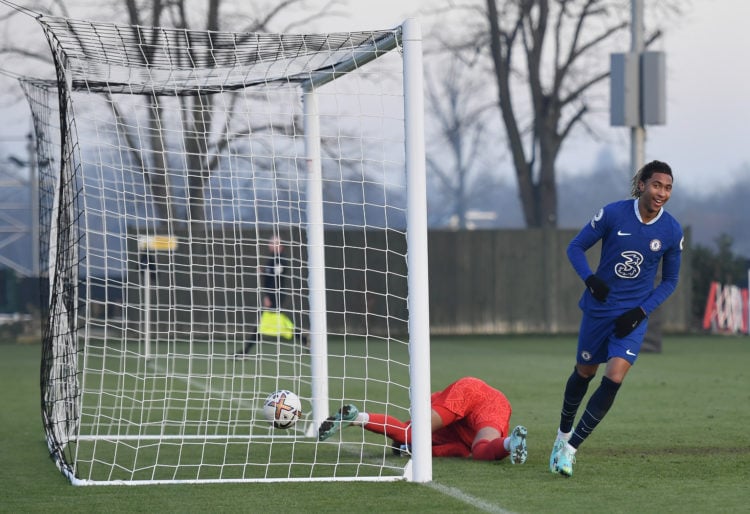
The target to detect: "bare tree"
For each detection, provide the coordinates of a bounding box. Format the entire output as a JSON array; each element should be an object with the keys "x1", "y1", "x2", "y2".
[
  {"x1": 111, "y1": 0, "x2": 344, "y2": 229},
  {"x1": 433, "y1": 0, "x2": 669, "y2": 228},
  {"x1": 487, "y1": 0, "x2": 629, "y2": 227},
  {"x1": 1, "y1": 0, "x2": 345, "y2": 229},
  {"x1": 425, "y1": 54, "x2": 499, "y2": 228}
]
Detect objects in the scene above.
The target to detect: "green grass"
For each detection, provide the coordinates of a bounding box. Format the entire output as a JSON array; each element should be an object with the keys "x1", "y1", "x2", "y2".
[{"x1": 2, "y1": 335, "x2": 749, "y2": 513}]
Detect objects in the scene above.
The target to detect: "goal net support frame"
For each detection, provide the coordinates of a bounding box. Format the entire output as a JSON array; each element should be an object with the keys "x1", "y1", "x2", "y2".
[{"x1": 26, "y1": 13, "x2": 431, "y2": 485}]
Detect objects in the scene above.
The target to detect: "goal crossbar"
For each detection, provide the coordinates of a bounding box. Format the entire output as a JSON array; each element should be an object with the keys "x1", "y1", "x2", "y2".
[{"x1": 39, "y1": 15, "x2": 402, "y2": 95}]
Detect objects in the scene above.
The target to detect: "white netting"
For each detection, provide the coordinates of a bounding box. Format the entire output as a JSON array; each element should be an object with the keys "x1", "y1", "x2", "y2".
[{"x1": 28, "y1": 15, "x2": 428, "y2": 484}]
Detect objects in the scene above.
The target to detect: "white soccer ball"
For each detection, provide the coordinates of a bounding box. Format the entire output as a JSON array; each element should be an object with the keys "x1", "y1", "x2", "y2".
[{"x1": 263, "y1": 390, "x2": 302, "y2": 429}]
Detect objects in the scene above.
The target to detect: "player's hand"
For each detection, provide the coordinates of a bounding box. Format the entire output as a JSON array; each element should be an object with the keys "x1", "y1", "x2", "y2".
[
  {"x1": 585, "y1": 275, "x2": 610, "y2": 303},
  {"x1": 614, "y1": 307, "x2": 647, "y2": 338}
]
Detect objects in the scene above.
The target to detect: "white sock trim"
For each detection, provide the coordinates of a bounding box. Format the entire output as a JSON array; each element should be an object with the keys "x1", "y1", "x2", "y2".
[{"x1": 354, "y1": 412, "x2": 369, "y2": 426}]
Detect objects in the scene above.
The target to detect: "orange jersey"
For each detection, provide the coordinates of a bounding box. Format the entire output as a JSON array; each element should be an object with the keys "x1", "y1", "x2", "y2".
[{"x1": 430, "y1": 377, "x2": 512, "y2": 453}]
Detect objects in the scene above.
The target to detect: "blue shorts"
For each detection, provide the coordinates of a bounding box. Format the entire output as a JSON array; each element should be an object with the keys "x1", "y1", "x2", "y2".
[{"x1": 576, "y1": 312, "x2": 649, "y2": 365}]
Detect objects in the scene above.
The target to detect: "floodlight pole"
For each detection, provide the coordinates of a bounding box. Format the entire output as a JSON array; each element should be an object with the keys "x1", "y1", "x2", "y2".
[{"x1": 630, "y1": 0, "x2": 645, "y2": 172}]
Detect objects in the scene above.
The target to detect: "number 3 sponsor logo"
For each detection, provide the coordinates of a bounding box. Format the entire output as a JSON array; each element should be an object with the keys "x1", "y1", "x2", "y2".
[{"x1": 614, "y1": 251, "x2": 643, "y2": 279}]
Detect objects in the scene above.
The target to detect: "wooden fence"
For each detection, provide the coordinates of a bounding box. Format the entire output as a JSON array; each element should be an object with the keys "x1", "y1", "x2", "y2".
[{"x1": 114, "y1": 227, "x2": 692, "y2": 338}]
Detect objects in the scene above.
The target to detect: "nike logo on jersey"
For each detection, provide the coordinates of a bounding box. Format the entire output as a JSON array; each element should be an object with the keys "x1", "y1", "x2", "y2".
[
  {"x1": 617, "y1": 230, "x2": 631, "y2": 236},
  {"x1": 625, "y1": 349, "x2": 636, "y2": 356}
]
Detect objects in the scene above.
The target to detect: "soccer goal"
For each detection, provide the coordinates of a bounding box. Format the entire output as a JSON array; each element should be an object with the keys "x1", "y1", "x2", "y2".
[{"x1": 25, "y1": 14, "x2": 430, "y2": 485}]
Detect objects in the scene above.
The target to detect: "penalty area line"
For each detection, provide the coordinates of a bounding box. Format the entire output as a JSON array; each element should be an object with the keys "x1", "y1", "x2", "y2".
[{"x1": 425, "y1": 481, "x2": 517, "y2": 514}]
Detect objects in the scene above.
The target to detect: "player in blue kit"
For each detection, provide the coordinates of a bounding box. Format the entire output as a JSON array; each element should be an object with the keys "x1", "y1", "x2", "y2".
[{"x1": 549, "y1": 160, "x2": 683, "y2": 477}]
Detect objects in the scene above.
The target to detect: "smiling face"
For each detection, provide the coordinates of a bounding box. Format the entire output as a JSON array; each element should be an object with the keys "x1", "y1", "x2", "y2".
[{"x1": 638, "y1": 171, "x2": 673, "y2": 220}]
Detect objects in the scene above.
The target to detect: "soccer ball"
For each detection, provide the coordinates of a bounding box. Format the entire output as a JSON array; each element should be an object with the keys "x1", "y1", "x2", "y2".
[{"x1": 263, "y1": 390, "x2": 302, "y2": 429}]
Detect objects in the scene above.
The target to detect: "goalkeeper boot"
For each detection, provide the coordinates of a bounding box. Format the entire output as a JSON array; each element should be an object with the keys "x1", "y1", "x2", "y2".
[
  {"x1": 553, "y1": 442, "x2": 576, "y2": 477},
  {"x1": 508, "y1": 425, "x2": 528, "y2": 465},
  {"x1": 318, "y1": 404, "x2": 359, "y2": 441}
]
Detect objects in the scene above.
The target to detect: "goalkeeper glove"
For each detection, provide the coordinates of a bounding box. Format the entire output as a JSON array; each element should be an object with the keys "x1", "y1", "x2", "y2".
[
  {"x1": 585, "y1": 275, "x2": 610, "y2": 303},
  {"x1": 614, "y1": 307, "x2": 647, "y2": 338}
]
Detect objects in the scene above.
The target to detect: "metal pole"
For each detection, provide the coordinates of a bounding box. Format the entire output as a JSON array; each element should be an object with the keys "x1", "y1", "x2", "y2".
[
  {"x1": 630, "y1": 0, "x2": 645, "y2": 172},
  {"x1": 302, "y1": 89, "x2": 330, "y2": 437},
  {"x1": 143, "y1": 268, "x2": 151, "y2": 360},
  {"x1": 28, "y1": 132, "x2": 40, "y2": 277},
  {"x1": 402, "y1": 17, "x2": 432, "y2": 483},
  {"x1": 631, "y1": 0, "x2": 665, "y2": 352}
]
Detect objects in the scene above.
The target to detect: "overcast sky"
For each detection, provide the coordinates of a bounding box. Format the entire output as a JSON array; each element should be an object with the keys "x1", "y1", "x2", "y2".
[
  {"x1": 643, "y1": 0, "x2": 750, "y2": 192},
  {"x1": 1, "y1": 0, "x2": 748, "y2": 194},
  {"x1": 330, "y1": 0, "x2": 750, "y2": 194}
]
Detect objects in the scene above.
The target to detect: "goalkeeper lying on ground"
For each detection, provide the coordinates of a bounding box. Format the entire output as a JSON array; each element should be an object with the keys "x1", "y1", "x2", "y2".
[{"x1": 318, "y1": 376, "x2": 527, "y2": 463}]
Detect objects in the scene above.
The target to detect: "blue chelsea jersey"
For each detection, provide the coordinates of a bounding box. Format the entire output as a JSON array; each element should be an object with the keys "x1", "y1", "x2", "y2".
[{"x1": 568, "y1": 199, "x2": 683, "y2": 316}]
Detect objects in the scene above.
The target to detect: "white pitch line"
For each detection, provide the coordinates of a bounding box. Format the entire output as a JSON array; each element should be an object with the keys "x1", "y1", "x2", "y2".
[
  {"x1": 338, "y1": 442, "x2": 517, "y2": 514},
  {"x1": 425, "y1": 481, "x2": 517, "y2": 514}
]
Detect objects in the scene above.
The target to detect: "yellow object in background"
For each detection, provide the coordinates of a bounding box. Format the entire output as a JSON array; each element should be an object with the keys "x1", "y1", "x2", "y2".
[
  {"x1": 138, "y1": 235, "x2": 178, "y2": 251},
  {"x1": 259, "y1": 311, "x2": 295, "y2": 340}
]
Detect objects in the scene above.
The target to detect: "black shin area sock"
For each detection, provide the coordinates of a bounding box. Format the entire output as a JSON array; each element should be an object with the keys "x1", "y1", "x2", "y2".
[
  {"x1": 569, "y1": 376, "x2": 621, "y2": 448},
  {"x1": 559, "y1": 368, "x2": 595, "y2": 434}
]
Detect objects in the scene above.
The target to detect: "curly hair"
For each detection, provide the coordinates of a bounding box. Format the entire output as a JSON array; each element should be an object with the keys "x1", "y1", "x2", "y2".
[{"x1": 631, "y1": 160, "x2": 673, "y2": 198}]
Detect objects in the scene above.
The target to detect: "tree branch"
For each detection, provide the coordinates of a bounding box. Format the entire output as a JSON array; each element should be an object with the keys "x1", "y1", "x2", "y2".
[
  {"x1": 559, "y1": 103, "x2": 587, "y2": 141},
  {"x1": 426, "y1": 155, "x2": 455, "y2": 193},
  {"x1": 486, "y1": 0, "x2": 528, "y2": 171},
  {"x1": 559, "y1": 68, "x2": 609, "y2": 107}
]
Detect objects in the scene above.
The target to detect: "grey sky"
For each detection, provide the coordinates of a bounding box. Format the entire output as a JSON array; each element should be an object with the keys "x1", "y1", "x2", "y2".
[
  {"x1": 333, "y1": 0, "x2": 750, "y2": 192},
  {"x1": 1, "y1": 0, "x2": 749, "y2": 193}
]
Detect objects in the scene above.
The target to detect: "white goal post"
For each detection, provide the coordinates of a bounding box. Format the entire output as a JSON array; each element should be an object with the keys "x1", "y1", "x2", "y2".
[{"x1": 25, "y1": 14, "x2": 430, "y2": 485}]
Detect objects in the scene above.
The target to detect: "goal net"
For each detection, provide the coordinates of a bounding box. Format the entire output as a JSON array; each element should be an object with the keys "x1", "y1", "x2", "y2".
[{"x1": 25, "y1": 15, "x2": 430, "y2": 485}]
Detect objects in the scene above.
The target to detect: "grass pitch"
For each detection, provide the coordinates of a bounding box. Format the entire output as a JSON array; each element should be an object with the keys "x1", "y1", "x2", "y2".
[{"x1": 1, "y1": 334, "x2": 748, "y2": 513}]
